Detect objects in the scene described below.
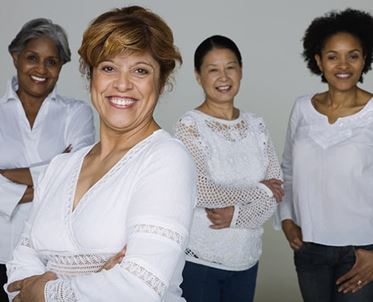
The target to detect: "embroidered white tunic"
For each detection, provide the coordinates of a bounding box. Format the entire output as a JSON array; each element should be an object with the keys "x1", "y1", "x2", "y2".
[
  {"x1": 175, "y1": 110, "x2": 282, "y2": 271},
  {"x1": 0, "y1": 77, "x2": 95, "y2": 263},
  {"x1": 275, "y1": 95, "x2": 373, "y2": 246},
  {"x1": 6, "y1": 130, "x2": 196, "y2": 302}
]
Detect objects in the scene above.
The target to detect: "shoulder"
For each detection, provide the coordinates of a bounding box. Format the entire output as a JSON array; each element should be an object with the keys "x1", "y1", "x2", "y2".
[
  {"x1": 176, "y1": 110, "x2": 199, "y2": 127},
  {"x1": 55, "y1": 95, "x2": 93, "y2": 113},
  {"x1": 149, "y1": 130, "x2": 193, "y2": 162},
  {"x1": 241, "y1": 111, "x2": 269, "y2": 130}
]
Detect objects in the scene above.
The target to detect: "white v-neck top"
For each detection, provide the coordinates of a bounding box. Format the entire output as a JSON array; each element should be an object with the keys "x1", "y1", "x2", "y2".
[
  {"x1": 275, "y1": 95, "x2": 373, "y2": 246},
  {"x1": 0, "y1": 77, "x2": 95, "y2": 263},
  {"x1": 6, "y1": 130, "x2": 196, "y2": 302}
]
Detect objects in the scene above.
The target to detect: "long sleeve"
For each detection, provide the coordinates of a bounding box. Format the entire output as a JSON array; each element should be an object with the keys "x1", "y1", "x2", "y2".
[
  {"x1": 274, "y1": 103, "x2": 299, "y2": 229},
  {"x1": 0, "y1": 174, "x2": 27, "y2": 219},
  {"x1": 175, "y1": 117, "x2": 278, "y2": 229},
  {"x1": 232, "y1": 133, "x2": 282, "y2": 228},
  {"x1": 29, "y1": 101, "x2": 95, "y2": 186},
  {"x1": 5, "y1": 183, "x2": 47, "y2": 300},
  {"x1": 42, "y1": 140, "x2": 196, "y2": 302}
]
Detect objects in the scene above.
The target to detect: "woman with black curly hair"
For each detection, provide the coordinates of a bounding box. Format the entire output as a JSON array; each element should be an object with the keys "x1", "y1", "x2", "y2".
[{"x1": 276, "y1": 8, "x2": 373, "y2": 302}]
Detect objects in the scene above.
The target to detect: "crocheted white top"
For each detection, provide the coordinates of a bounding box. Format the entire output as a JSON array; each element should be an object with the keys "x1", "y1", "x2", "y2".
[
  {"x1": 6, "y1": 130, "x2": 196, "y2": 302},
  {"x1": 175, "y1": 110, "x2": 282, "y2": 271}
]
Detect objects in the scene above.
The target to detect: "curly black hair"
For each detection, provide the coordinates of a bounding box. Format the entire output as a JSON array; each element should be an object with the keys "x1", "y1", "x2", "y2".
[{"x1": 302, "y1": 8, "x2": 373, "y2": 82}]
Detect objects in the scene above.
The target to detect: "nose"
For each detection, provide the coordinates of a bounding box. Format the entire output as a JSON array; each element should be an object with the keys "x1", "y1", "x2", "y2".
[
  {"x1": 113, "y1": 72, "x2": 133, "y2": 91},
  {"x1": 35, "y1": 62, "x2": 47, "y2": 74},
  {"x1": 218, "y1": 69, "x2": 228, "y2": 80},
  {"x1": 337, "y1": 57, "x2": 349, "y2": 69}
]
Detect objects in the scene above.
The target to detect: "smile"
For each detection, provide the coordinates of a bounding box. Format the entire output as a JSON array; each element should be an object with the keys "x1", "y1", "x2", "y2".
[
  {"x1": 31, "y1": 75, "x2": 47, "y2": 82},
  {"x1": 216, "y1": 85, "x2": 231, "y2": 92},
  {"x1": 109, "y1": 97, "x2": 137, "y2": 107},
  {"x1": 335, "y1": 73, "x2": 352, "y2": 79}
]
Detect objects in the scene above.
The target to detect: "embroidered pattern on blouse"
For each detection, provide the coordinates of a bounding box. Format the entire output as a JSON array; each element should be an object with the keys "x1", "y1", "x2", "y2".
[
  {"x1": 205, "y1": 119, "x2": 248, "y2": 142},
  {"x1": 134, "y1": 224, "x2": 185, "y2": 247},
  {"x1": 121, "y1": 260, "x2": 166, "y2": 297},
  {"x1": 44, "y1": 279, "x2": 77, "y2": 302},
  {"x1": 175, "y1": 112, "x2": 281, "y2": 227},
  {"x1": 19, "y1": 237, "x2": 32, "y2": 248},
  {"x1": 42, "y1": 253, "x2": 113, "y2": 278}
]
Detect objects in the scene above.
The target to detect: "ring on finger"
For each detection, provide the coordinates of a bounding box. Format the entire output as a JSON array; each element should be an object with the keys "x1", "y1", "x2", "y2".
[{"x1": 357, "y1": 280, "x2": 363, "y2": 286}]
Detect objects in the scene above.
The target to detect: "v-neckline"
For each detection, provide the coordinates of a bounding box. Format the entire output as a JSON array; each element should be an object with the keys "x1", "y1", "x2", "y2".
[{"x1": 68, "y1": 129, "x2": 161, "y2": 215}]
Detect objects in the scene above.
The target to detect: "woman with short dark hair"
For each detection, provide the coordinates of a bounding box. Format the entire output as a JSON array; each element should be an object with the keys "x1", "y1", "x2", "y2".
[{"x1": 277, "y1": 8, "x2": 373, "y2": 301}]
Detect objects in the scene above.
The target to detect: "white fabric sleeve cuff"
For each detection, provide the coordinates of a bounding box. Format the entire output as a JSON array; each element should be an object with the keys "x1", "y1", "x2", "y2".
[
  {"x1": 230, "y1": 205, "x2": 240, "y2": 227},
  {"x1": 0, "y1": 174, "x2": 27, "y2": 219},
  {"x1": 256, "y1": 183, "x2": 274, "y2": 197},
  {"x1": 29, "y1": 163, "x2": 48, "y2": 186}
]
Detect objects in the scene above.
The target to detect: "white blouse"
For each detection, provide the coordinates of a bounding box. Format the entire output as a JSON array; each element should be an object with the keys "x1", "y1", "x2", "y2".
[
  {"x1": 175, "y1": 110, "x2": 282, "y2": 271},
  {"x1": 275, "y1": 95, "x2": 373, "y2": 246},
  {"x1": 0, "y1": 77, "x2": 95, "y2": 263},
  {"x1": 6, "y1": 130, "x2": 196, "y2": 302}
]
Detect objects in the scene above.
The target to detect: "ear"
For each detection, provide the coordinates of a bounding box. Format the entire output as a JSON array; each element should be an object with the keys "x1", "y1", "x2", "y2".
[
  {"x1": 195, "y1": 70, "x2": 202, "y2": 86},
  {"x1": 314, "y1": 54, "x2": 323, "y2": 73},
  {"x1": 11, "y1": 52, "x2": 19, "y2": 68}
]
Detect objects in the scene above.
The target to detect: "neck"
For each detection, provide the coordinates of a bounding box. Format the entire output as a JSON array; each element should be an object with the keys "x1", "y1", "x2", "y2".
[
  {"x1": 97, "y1": 119, "x2": 160, "y2": 159},
  {"x1": 197, "y1": 100, "x2": 238, "y2": 120},
  {"x1": 326, "y1": 87, "x2": 359, "y2": 108}
]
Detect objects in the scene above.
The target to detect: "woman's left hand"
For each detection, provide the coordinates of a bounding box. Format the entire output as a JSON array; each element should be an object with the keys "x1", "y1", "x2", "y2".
[
  {"x1": 336, "y1": 249, "x2": 373, "y2": 294},
  {"x1": 7, "y1": 272, "x2": 57, "y2": 302},
  {"x1": 206, "y1": 206, "x2": 234, "y2": 229}
]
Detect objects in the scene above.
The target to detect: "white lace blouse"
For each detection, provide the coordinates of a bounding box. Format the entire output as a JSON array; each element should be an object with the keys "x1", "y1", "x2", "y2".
[
  {"x1": 175, "y1": 110, "x2": 282, "y2": 271},
  {"x1": 6, "y1": 130, "x2": 196, "y2": 302},
  {"x1": 275, "y1": 95, "x2": 373, "y2": 246}
]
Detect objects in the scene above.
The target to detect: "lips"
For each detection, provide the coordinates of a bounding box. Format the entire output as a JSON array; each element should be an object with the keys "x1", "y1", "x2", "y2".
[
  {"x1": 108, "y1": 96, "x2": 137, "y2": 108},
  {"x1": 335, "y1": 73, "x2": 352, "y2": 79},
  {"x1": 30, "y1": 75, "x2": 47, "y2": 82},
  {"x1": 216, "y1": 85, "x2": 231, "y2": 92}
]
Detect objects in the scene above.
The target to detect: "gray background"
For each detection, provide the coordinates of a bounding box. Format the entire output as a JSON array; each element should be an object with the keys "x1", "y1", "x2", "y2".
[{"x1": 1, "y1": 1, "x2": 372, "y2": 301}]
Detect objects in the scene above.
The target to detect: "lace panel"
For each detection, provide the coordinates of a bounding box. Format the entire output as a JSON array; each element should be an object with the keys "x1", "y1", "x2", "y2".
[
  {"x1": 133, "y1": 224, "x2": 185, "y2": 247},
  {"x1": 42, "y1": 253, "x2": 113, "y2": 279},
  {"x1": 44, "y1": 279, "x2": 77, "y2": 302},
  {"x1": 175, "y1": 112, "x2": 282, "y2": 228},
  {"x1": 121, "y1": 260, "x2": 166, "y2": 297}
]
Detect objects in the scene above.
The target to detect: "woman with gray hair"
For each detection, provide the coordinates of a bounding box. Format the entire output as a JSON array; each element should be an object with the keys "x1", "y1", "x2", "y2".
[{"x1": 0, "y1": 18, "x2": 95, "y2": 301}]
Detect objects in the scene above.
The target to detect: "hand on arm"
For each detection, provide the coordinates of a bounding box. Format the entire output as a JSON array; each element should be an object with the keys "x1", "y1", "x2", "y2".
[
  {"x1": 8, "y1": 272, "x2": 57, "y2": 302},
  {"x1": 19, "y1": 186, "x2": 34, "y2": 204},
  {"x1": 336, "y1": 249, "x2": 373, "y2": 294},
  {"x1": 1, "y1": 168, "x2": 33, "y2": 186},
  {"x1": 260, "y1": 178, "x2": 284, "y2": 202},
  {"x1": 98, "y1": 246, "x2": 126, "y2": 272},
  {"x1": 281, "y1": 219, "x2": 303, "y2": 250},
  {"x1": 206, "y1": 206, "x2": 234, "y2": 229}
]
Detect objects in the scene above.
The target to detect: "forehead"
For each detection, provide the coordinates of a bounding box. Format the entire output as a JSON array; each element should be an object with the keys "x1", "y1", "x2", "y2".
[
  {"x1": 323, "y1": 32, "x2": 363, "y2": 51},
  {"x1": 202, "y1": 48, "x2": 239, "y2": 65},
  {"x1": 103, "y1": 50, "x2": 160, "y2": 67},
  {"x1": 22, "y1": 36, "x2": 59, "y2": 55}
]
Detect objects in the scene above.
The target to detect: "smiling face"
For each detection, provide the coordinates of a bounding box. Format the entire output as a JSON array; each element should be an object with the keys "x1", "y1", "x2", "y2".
[
  {"x1": 91, "y1": 51, "x2": 161, "y2": 135},
  {"x1": 196, "y1": 48, "x2": 242, "y2": 105},
  {"x1": 12, "y1": 36, "x2": 63, "y2": 102},
  {"x1": 315, "y1": 32, "x2": 366, "y2": 92}
]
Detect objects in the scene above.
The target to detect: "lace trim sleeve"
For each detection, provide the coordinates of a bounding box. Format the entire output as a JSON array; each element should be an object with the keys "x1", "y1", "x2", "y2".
[
  {"x1": 44, "y1": 279, "x2": 77, "y2": 302},
  {"x1": 233, "y1": 127, "x2": 282, "y2": 228},
  {"x1": 175, "y1": 118, "x2": 276, "y2": 209}
]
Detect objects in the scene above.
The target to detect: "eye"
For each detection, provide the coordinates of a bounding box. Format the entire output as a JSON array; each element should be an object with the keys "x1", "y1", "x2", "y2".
[
  {"x1": 348, "y1": 53, "x2": 361, "y2": 61},
  {"x1": 45, "y1": 58, "x2": 58, "y2": 66},
  {"x1": 134, "y1": 68, "x2": 149, "y2": 75},
  {"x1": 208, "y1": 68, "x2": 218, "y2": 73},
  {"x1": 101, "y1": 65, "x2": 115, "y2": 73},
  {"x1": 326, "y1": 54, "x2": 337, "y2": 61},
  {"x1": 26, "y1": 54, "x2": 37, "y2": 63}
]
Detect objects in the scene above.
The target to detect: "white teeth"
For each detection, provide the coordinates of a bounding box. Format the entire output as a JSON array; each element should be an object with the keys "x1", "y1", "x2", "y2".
[
  {"x1": 336, "y1": 73, "x2": 350, "y2": 79},
  {"x1": 110, "y1": 98, "x2": 136, "y2": 106},
  {"x1": 216, "y1": 85, "x2": 230, "y2": 91},
  {"x1": 31, "y1": 75, "x2": 46, "y2": 82}
]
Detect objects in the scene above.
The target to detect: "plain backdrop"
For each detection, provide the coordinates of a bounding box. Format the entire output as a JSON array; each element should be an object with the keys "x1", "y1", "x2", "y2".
[{"x1": 1, "y1": 1, "x2": 372, "y2": 301}]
